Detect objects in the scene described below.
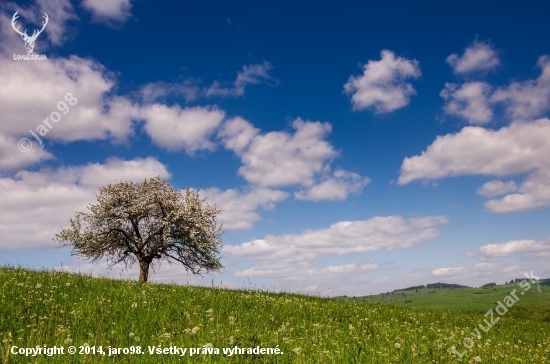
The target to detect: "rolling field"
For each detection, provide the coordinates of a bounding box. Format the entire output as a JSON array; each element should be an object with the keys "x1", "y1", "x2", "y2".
[
  {"x1": 1, "y1": 266, "x2": 549, "y2": 363},
  {"x1": 349, "y1": 281, "x2": 550, "y2": 322}
]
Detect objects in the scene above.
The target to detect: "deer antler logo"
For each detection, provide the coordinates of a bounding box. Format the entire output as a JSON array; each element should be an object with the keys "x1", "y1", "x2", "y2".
[{"x1": 11, "y1": 11, "x2": 49, "y2": 54}]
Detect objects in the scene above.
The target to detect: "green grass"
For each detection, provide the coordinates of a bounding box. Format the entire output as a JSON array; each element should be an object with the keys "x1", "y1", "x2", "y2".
[
  {"x1": 1, "y1": 266, "x2": 549, "y2": 363},
  {"x1": 348, "y1": 282, "x2": 550, "y2": 322}
]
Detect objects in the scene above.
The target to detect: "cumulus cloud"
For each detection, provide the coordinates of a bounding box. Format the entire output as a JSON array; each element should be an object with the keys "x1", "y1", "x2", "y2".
[
  {"x1": 0, "y1": 54, "x2": 140, "y2": 160},
  {"x1": 294, "y1": 169, "x2": 370, "y2": 201},
  {"x1": 446, "y1": 40, "x2": 500, "y2": 75},
  {"x1": 221, "y1": 117, "x2": 337, "y2": 187},
  {"x1": 476, "y1": 180, "x2": 517, "y2": 198},
  {"x1": 344, "y1": 50, "x2": 421, "y2": 113},
  {"x1": 217, "y1": 117, "x2": 260, "y2": 155},
  {"x1": 205, "y1": 61, "x2": 277, "y2": 98},
  {"x1": 484, "y1": 170, "x2": 550, "y2": 212},
  {"x1": 440, "y1": 82, "x2": 493, "y2": 124},
  {"x1": 0, "y1": 135, "x2": 54, "y2": 171},
  {"x1": 491, "y1": 55, "x2": 550, "y2": 120},
  {"x1": 218, "y1": 117, "x2": 370, "y2": 200},
  {"x1": 199, "y1": 187, "x2": 289, "y2": 230},
  {"x1": 398, "y1": 119, "x2": 550, "y2": 212},
  {"x1": 140, "y1": 104, "x2": 225, "y2": 154},
  {"x1": 82, "y1": 0, "x2": 133, "y2": 23},
  {"x1": 0, "y1": 157, "x2": 170, "y2": 250},
  {"x1": 478, "y1": 238, "x2": 550, "y2": 260}
]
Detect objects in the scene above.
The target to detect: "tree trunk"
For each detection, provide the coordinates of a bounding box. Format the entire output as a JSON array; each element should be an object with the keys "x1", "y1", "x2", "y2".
[{"x1": 139, "y1": 259, "x2": 150, "y2": 282}]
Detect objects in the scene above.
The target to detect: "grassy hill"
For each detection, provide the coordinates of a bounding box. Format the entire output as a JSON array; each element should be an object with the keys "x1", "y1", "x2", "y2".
[
  {"x1": 345, "y1": 280, "x2": 550, "y2": 322},
  {"x1": 1, "y1": 266, "x2": 550, "y2": 363}
]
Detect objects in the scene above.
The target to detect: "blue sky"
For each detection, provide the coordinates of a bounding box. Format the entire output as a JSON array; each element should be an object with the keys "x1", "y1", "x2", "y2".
[{"x1": 1, "y1": 0, "x2": 550, "y2": 295}]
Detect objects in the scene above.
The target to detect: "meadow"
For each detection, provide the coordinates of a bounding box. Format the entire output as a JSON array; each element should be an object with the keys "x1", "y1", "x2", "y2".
[
  {"x1": 0, "y1": 266, "x2": 549, "y2": 363},
  {"x1": 351, "y1": 281, "x2": 550, "y2": 323}
]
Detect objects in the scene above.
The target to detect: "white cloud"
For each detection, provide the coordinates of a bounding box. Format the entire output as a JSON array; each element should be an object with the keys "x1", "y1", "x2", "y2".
[
  {"x1": 200, "y1": 187, "x2": 289, "y2": 230},
  {"x1": 221, "y1": 118, "x2": 338, "y2": 187},
  {"x1": 476, "y1": 180, "x2": 517, "y2": 198},
  {"x1": 0, "y1": 54, "x2": 140, "y2": 152},
  {"x1": 35, "y1": 0, "x2": 77, "y2": 45},
  {"x1": 446, "y1": 40, "x2": 500, "y2": 75},
  {"x1": 399, "y1": 119, "x2": 550, "y2": 212},
  {"x1": 432, "y1": 263, "x2": 497, "y2": 278},
  {"x1": 205, "y1": 61, "x2": 277, "y2": 98},
  {"x1": 234, "y1": 261, "x2": 379, "y2": 288},
  {"x1": 0, "y1": 134, "x2": 54, "y2": 171},
  {"x1": 0, "y1": 157, "x2": 170, "y2": 249},
  {"x1": 491, "y1": 55, "x2": 550, "y2": 120},
  {"x1": 217, "y1": 117, "x2": 260, "y2": 155},
  {"x1": 294, "y1": 169, "x2": 370, "y2": 201},
  {"x1": 140, "y1": 104, "x2": 225, "y2": 154},
  {"x1": 344, "y1": 50, "x2": 421, "y2": 113},
  {"x1": 485, "y1": 170, "x2": 550, "y2": 212},
  {"x1": 478, "y1": 238, "x2": 550, "y2": 259},
  {"x1": 139, "y1": 79, "x2": 201, "y2": 103},
  {"x1": 82, "y1": 0, "x2": 132, "y2": 23},
  {"x1": 399, "y1": 120, "x2": 550, "y2": 183},
  {"x1": 219, "y1": 117, "x2": 370, "y2": 200},
  {"x1": 440, "y1": 82, "x2": 493, "y2": 124},
  {"x1": 224, "y1": 215, "x2": 446, "y2": 292},
  {"x1": 139, "y1": 62, "x2": 276, "y2": 103},
  {"x1": 225, "y1": 215, "x2": 446, "y2": 263}
]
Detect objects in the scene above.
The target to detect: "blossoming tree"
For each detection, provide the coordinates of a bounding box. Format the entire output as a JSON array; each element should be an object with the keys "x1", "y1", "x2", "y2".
[{"x1": 54, "y1": 177, "x2": 224, "y2": 282}]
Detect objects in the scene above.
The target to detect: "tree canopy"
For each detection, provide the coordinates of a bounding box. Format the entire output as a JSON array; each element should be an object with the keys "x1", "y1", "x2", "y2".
[{"x1": 54, "y1": 177, "x2": 224, "y2": 282}]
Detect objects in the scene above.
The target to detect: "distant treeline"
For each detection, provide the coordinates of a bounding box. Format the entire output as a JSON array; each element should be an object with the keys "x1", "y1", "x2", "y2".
[
  {"x1": 426, "y1": 282, "x2": 470, "y2": 289},
  {"x1": 481, "y1": 282, "x2": 496, "y2": 288},
  {"x1": 506, "y1": 278, "x2": 550, "y2": 286},
  {"x1": 394, "y1": 285, "x2": 425, "y2": 292},
  {"x1": 394, "y1": 282, "x2": 470, "y2": 292}
]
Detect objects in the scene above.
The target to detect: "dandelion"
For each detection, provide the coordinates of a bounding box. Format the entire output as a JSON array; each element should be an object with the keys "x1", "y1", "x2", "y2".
[
  {"x1": 203, "y1": 343, "x2": 213, "y2": 349},
  {"x1": 206, "y1": 308, "x2": 213, "y2": 313},
  {"x1": 229, "y1": 336, "x2": 234, "y2": 345},
  {"x1": 292, "y1": 348, "x2": 302, "y2": 355},
  {"x1": 131, "y1": 302, "x2": 137, "y2": 308},
  {"x1": 64, "y1": 338, "x2": 72, "y2": 344},
  {"x1": 36, "y1": 284, "x2": 41, "y2": 289},
  {"x1": 134, "y1": 336, "x2": 140, "y2": 342},
  {"x1": 474, "y1": 356, "x2": 482, "y2": 362},
  {"x1": 66, "y1": 283, "x2": 70, "y2": 286},
  {"x1": 209, "y1": 318, "x2": 214, "y2": 322},
  {"x1": 129, "y1": 333, "x2": 135, "y2": 338},
  {"x1": 394, "y1": 343, "x2": 401, "y2": 349},
  {"x1": 192, "y1": 327, "x2": 200, "y2": 334},
  {"x1": 82, "y1": 343, "x2": 89, "y2": 347}
]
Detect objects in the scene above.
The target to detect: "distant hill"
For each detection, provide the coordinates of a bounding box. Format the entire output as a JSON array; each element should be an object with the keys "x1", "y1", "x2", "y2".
[{"x1": 344, "y1": 279, "x2": 550, "y2": 322}]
